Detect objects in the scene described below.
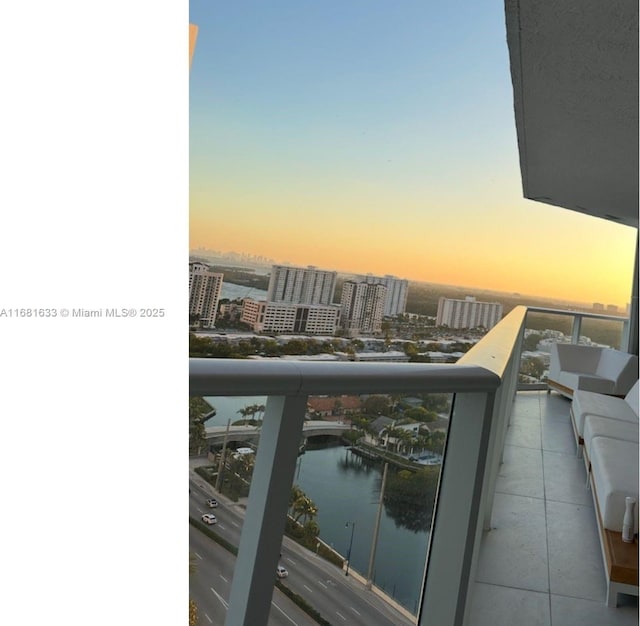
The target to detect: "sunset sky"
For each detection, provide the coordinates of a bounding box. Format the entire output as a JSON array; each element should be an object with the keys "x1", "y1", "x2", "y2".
[{"x1": 189, "y1": 1, "x2": 637, "y2": 307}]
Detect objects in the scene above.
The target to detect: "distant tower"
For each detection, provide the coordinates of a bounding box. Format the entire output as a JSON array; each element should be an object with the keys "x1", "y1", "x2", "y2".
[
  {"x1": 189, "y1": 262, "x2": 223, "y2": 327},
  {"x1": 352, "y1": 273, "x2": 409, "y2": 316},
  {"x1": 340, "y1": 281, "x2": 387, "y2": 336},
  {"x1": 436, "y1": 296, "x2": 503, "y2": 330},
  {"x1": 267, "y1": 264, "x2": 337, "y2": 305}
]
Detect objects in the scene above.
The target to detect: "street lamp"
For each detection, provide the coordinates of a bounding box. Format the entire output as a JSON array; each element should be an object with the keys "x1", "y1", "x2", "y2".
[{"x1": 345, "y1": 521, "x2": 356, "y2": 576}]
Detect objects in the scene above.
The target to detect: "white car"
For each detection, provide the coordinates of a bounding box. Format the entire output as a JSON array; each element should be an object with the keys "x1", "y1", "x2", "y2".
[
  {"x1": 276, "y1": 566, "x2": 288, "y2": 579},
  {"x1": 201, "y1": 514, "x2": 217, "y2": 525},
  {"x1": 206, "y1": 498, "x2": 218, "y2": 508}
]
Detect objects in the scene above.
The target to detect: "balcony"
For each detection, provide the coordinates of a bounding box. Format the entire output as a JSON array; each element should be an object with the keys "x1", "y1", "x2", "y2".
[
  {"x1": 470, "y1": 390, "x2": 638, "y2": 626},
  {"x1": 189, "y1": 305, "x2": 638, "y2": 625}
]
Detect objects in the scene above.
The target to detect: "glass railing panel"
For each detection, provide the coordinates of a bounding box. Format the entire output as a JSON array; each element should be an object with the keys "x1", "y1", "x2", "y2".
[
  {"x1": 580, "y1": 316, "x2": 627, "y2": 350},
  {"x1": 519, "y1": 311, "x2": 573, "y2": 387},
  {"x1": 190, "y1": 391, "x2": 445, "y2": 624},
  {"x1": 518, "y1": 309, "x2": 632, "y2": 388},
  {"x1": 290, "y1": 392, "x2": 452, "y2": 621}
]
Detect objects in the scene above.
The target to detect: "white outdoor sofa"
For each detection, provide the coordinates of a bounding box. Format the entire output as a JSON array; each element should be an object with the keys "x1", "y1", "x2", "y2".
[
  {"x1": 548, "y1": 344, "x2": 638, "y2": 398},
  {"x1": 570, "y1": 380, "x2": 640, "y2": 454},
  {"x1": 569, "y1": 381, "x2": 640, "y2": 607}
]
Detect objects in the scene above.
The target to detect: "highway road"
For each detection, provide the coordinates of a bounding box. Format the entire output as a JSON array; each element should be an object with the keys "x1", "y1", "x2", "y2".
[
  {"x1": 189, "y1": 475, "x2": 416, "y2": 626},
  {"x1": 189, "y1": 525, "x2": 316, "y2": 626}
]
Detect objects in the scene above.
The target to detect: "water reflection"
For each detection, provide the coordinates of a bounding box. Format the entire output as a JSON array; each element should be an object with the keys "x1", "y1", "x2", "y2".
[{"x1": 295, "y1": 445, "x2": 429, "y2": 613}]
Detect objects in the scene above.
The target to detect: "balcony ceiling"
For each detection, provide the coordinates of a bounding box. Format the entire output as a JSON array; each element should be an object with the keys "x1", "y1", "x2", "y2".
[{"x1": 504, "y1": 0, "x2": 639, "y2": 228}]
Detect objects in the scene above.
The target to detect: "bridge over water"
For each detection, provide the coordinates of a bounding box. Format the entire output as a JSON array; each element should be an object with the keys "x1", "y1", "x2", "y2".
[{"x1": 204, "y1": 420, "x2": 351, "y2": 445}]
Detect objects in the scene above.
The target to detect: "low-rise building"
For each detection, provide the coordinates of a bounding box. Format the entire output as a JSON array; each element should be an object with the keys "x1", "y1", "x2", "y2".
[{"x1": 240, "y1": 299, "x2": 339, "y2": 335}]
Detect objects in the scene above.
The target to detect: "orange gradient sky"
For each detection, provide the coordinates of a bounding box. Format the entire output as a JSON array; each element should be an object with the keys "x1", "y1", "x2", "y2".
[{"x1": 189, "y1": 1, "x2": 637, "y2": 308}]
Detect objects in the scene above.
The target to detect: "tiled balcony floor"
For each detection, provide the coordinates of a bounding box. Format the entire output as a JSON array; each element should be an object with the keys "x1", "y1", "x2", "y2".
[{"x1": 469, "y1": 390, "x2": 639, "y2": 626}]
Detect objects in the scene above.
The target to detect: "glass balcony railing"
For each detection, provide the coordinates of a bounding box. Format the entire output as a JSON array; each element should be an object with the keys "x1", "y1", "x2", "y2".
[
  {"x1": 518, "y1": 307, "x2": 630, "y2": 390},
  {"x1": 189, "y1": 307, "x2": 529, "y2": 626}
]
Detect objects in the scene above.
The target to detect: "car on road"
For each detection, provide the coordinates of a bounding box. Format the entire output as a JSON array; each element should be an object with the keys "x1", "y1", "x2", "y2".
[
  {"x1": 206, "y1": 498, "x2": 218, "y2": 508},
  {"x1": 201, "y1": 514, "x2": 217, "y2": 525},
  {"x1": 276, "y1": 566, "x2": 288, "y2": 579}
]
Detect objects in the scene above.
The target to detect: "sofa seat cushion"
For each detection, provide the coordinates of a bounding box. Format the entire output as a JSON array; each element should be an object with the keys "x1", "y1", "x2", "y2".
[
  {"x1": 590, "y1": 437, "x2": 639, "y2": 533},
  {"x1": 571, "y1": 391, "x2": 638, "y2": 438},
  {"x1": 583, "y1": 417, "x2": 639, "y2": 464},
  {"x1": 559, "y1": 371, "x2": 616, "y2": 395}
]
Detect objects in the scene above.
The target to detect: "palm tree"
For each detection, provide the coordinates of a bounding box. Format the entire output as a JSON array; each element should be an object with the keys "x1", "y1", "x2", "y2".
[
  {"x1": 294, "y1": 496, "x2": 318, "y2": 525},
  {"x1": 289, "y1": 485, "x2": 305, "y2": 517},
  {"x1": 289, "y1": 485, "x2": 318, "y2": 525}
]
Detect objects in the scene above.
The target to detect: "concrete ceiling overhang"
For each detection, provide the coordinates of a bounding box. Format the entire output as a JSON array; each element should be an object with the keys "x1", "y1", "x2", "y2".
[{"x1": 504, "y1": 0, "x2": 639, "y2": 228}]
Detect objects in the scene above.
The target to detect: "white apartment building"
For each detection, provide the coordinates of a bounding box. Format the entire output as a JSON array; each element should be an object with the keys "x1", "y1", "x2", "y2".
[
  {"x1": 436, "y1": 296, "x2": 503, "y2": 330},
  {"x1": 266, "y1": 264, "x2": 337, "y2": 305},
  {"x1": 352, "y1": 273, "x2": 409, "y2": 316},
  {"x1": 188, "y1": 262, "x2": 223, "y2": 327},
  {"x1": 340, "y1": 281, "x2": 387, "y2": 336},
  {"x1": 240, "y1": 298, "x2": 267, "y2": 329},
  {"x1": 241, "y1": 298, "x2": 339, "y2": 335}
]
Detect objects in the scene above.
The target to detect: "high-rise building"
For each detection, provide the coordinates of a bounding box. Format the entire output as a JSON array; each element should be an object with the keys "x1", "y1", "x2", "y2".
[
  {"x1": 189, "y1": 262, "x2": 223, "y2": 327},
  {"x1": 352, "y1": 273, "x2": 409, "y2": 316},
  {"x1": 340, "y1": 281, "x2": 387, "y2": 336},
  {"x1": 436, "y1": 296, "x2": 503, "y2": 330},
  {"x1": 267, "y1": 264, "x2": 337, "y2": 305}
]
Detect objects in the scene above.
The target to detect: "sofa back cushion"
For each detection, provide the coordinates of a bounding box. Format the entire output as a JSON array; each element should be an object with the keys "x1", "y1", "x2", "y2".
[
  {"x1": 555, "y1": 344, "x2": 602, "y2": 373},
  {"x1": 596, "y1": 349, "x2": 638, "y2": 393}
]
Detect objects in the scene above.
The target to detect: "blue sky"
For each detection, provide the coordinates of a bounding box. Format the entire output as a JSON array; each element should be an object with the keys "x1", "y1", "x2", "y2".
[{"x1": 189, "y1": 1, "x2": 636, "y2": 305}]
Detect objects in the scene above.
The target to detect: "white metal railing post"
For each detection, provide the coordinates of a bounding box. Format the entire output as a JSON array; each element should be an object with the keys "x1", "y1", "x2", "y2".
[
  {"x1": 621, "y1": 318, "x2": 631, "y2": 353},
  {"x1": 225, "y1": 394, "x2": 308, "y2": 626},
  {"x1": 417, "y1": 391, "x2": 496, "y2": 626},
  {"x1": 570, "y1": 314, "x2": 582, "y2": 344}
]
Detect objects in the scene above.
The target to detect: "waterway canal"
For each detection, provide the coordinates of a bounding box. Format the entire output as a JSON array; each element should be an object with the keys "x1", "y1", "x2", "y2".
[{"x1": 204, "y1": 396, "x2": 430, "y2": 613}]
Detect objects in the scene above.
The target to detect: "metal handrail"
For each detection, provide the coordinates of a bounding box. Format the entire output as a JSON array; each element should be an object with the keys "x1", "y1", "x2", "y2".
[{"x1": 189, "y1": 358, "x2": 500, "y2": 397}]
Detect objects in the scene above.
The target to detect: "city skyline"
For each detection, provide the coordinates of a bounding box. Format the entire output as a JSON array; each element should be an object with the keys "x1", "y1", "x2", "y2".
[
  {"x1": 189, "y1": 1, "x2": 636, "y2": 309},
  {"x1": 194, "y1": 251, "x2": 630, "y2": 310}
]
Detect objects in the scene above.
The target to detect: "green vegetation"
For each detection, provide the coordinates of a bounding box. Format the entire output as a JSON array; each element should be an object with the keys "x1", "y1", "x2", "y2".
[
  {"x1": 384, "y1": 466, "x2": 440, "y2": 533},
  {"x1": 189, "y1": 333, "x2": 345, "y2": 359},
  {"x1": 207, "y1": 266, "x2": 269, "y2": 291},
  {"x1": 520, "y1": 356, "x2": 545, "y2": 380},
  {"x1": 189, "y1": 551, "x2": 199, "y2": 626},
  {"x1": 190, "y1": 397, "x2": 213, "y2": 455}
]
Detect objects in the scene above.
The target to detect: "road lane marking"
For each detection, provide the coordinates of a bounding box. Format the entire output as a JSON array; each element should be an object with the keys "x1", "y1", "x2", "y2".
[
  {"x1": 219, "y1": 575, "x2": 228, "y2": 583},
  {"x1": 210, "y1": 587, "x2": 228, "y2": 609},
  {"x1": 194, "y1": 551, "x2": 202, "y2": 560},
  {"x1": 336, "y1": 611, "x2": 347, "y2": 621},
  {"x1": 286, "y1": 558, "x2": 297, "y2": 565},
  {"x1": 272, "y1": 602, "x2": 298, "y2": 625},
  {"x1": 204, "y1": 613, "x2": 212, "y2": 624},
  {"x1": 303, "y1": 584, "x2": 313, "y2": 593},
  {"x1": 230, "y1": 520, "x2": 239, "y2": 527},
  {"x1": 218, "y1": 524, "x2": 226, "y2": 530},
  {"x1": 350, "y1": 607, "x2": 361, "y2": 616},
  {"x1": 317, "y1": 581, "x2": 328, "y2": 589}
]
